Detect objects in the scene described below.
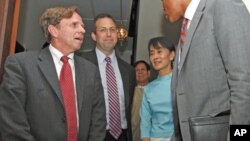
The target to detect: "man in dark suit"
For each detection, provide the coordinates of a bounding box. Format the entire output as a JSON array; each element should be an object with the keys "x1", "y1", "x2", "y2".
[
  {"x1": 0, "y1": 6, "x2": 106, "y2": 141},
  {"x1": 161, "y1": 0, "x2": 250, "y2": 141},
  {"x1": 77, "y1": 13, "x2": 136, "y2": 141}
]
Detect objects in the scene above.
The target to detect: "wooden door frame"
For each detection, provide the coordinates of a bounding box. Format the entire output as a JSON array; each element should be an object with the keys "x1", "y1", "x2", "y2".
[
  {"x1": 0, "y1": 0, "x2": 20, "y2": 83},
  {"x1": 0, "y1": 0, "x2": 20, "y2": 139}
]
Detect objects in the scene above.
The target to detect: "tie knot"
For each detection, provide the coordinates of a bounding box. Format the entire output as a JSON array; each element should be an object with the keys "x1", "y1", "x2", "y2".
[
  {"x1": 182, "y1": 18, "x2": 189, "y2": 29},
  {"x1": 105, "y1": 57, "x2": 111, "y2": 64},
  {"x1": 61, "y1": 56, "x2": 69, "y2": 64}
]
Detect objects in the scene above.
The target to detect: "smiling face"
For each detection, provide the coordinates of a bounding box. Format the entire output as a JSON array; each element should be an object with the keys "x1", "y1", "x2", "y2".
[
  {"x1": 49, "y1": 12, "x2": 85, "y2": 55},
  {"x1": 149, "y1": 45, "x2": 175, "y2": 76},
  {"x1": 161, "y1": 0, "x2": 187, "y2": 23},
  {"x1": 135, "y1": 63, "x2": 150, "y2": 86},
  {"x1": 91, "y1": 17, "x2": 118, "y2": 56}
]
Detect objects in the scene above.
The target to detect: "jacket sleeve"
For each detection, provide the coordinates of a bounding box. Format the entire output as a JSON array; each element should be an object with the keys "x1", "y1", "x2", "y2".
[
  {"x1": 0, "y1": 56, "x2": 35, "y2": 141},
  {"x1": 214, "y1": 0, "x2": 250, "y2": 125}
]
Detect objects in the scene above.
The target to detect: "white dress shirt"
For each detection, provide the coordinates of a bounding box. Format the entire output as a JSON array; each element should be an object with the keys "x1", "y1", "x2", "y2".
[
  {"x1": 184, "y1": 0, "x2": 201, "y2": 29},
  {"x1": 178, "y1": 0, "x2": 201, "y2": 64},
  {"x1": 49, "y1": 45, "x2": 79, "y2": 129}
]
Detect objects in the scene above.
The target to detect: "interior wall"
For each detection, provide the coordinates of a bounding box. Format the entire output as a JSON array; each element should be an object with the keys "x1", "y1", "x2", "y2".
[
  {"x1": 135, "y1": 0, "x2": 182, "y2": 63},
  {"x1": 17, "y1": 0, "x2": 47, "y2": 51},
  {"x1": 135, "y1": 0, "x2": 250, "y2": 63}
]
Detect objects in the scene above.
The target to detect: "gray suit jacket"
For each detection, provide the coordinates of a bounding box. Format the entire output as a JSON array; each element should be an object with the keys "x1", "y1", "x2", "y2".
[
  {"x1": 171, "y1": 0, "x2": 250, "y2": 141},
  {"x1": 77, "y1": 49, "x2": 136, "y2": 141},
  {"x1": 0, "y1": 47, "x2": 106, "y2": 141}
]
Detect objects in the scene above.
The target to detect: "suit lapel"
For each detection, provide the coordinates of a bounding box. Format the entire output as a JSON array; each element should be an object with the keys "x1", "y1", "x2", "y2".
[
  {"x1": 74, "y1": 55, "x2": 86, "y2": 113},
  {"x1": 117, "y1": 57, "x2": 129, "y2": 109},
  {"x1": 178, "y1": 0, "x2": 207, "y2": 72},
  {"x1": 89, "y1": 50, "x2": 99, "y2": 66},
  {"x1": 37, "y1": 48, "x2": 64, "y2": 104}
]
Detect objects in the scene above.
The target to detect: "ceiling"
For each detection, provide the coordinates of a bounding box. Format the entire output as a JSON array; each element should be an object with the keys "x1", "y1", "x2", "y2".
[{"x1": 75, "y1": 0, "x2": 133, "y2": 35}]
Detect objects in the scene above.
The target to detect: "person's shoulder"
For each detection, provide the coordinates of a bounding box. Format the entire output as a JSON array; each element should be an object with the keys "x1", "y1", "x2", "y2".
[
  {"x1": 75, "y1": 49, "x2": 96, "y2": 63},
  {"x1": 75, "y1": 54, "x2": 98, "y2": 69},
  {"x1": 76, "y1": 49, "x2": 94, "y2": 57},
  {"x1": 144, "y1": 77, "x2": 159, "y2": 90},
  {"x1": 4, "y1": 50, "x2": 41, "y2": 70},
  {"x1": 116, "y1": 56, "x2": 133, "y2": 69},
  {"x1": 9, "y1": 50, "x2": 40, "y2": 61}
]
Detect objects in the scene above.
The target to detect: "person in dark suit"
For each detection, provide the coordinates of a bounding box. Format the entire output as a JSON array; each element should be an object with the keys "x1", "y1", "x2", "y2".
[
  {"x1": 0, "y1": 6, "x2": 106, "y2": 141},
  {"x1": 161, "y1": 0, "x2": 250, "y2": 141},
  {"x1": 77, "y1": 13, "x2": 136, "y2": 141}
]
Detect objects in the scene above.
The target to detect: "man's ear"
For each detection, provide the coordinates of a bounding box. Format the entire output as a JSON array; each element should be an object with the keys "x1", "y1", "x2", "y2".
[
  {"x1": 48, "y1": 25, "x2": 58, "y2": 37},
  {"x1": 91, "y1": 32, "x2": 97, "y2": 41}
]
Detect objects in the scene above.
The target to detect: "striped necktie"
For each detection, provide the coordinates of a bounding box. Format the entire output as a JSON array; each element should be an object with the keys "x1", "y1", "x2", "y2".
[{"x1": 105, "y1": 57, "x2": 122, "y2": 139}]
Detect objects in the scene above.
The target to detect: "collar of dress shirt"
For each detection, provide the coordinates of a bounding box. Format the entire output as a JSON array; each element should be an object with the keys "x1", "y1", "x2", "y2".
[
  {"x1": 49, "y1": 44, "x2": 74, "y2": 64},
  {"x1": 137, "y1": 85, "x2": 144, "y2": 89},
  {"x1": 95, "y1": 47, "x2": 116, "y2": 64},
  {"x1": 184, "y1": 0, "x2": 201, "y2": 21}
]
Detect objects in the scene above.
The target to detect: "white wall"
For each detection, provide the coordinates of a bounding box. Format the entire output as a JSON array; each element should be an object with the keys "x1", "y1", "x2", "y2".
[{"x1": 135, "y1": 0, "x2": 181, "y2": 63}]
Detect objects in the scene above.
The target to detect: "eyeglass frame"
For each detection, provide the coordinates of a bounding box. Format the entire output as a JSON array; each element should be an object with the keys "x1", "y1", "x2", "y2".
[{"x1": 95, "y1": 27, "x2": 118, "y2": 34}]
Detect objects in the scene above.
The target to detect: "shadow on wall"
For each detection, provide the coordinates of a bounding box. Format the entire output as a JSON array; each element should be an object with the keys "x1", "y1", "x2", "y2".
[
  {"x1": 149, "y1": 65, "x2": 158, "y2": 82},
  {"x1": 15, "y1": 41, "x2": 25, "y2": 53}
]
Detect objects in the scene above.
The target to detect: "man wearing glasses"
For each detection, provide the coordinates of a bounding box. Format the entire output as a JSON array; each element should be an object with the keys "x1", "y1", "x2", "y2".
[{"x1": 77, "y1": 13, "x2": 136, "y2": 141}]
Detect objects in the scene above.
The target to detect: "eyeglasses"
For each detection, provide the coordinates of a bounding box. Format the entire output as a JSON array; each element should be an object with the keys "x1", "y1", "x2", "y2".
[{"x1": 96, "y1": 27, "x2": 117, "y2": 34}]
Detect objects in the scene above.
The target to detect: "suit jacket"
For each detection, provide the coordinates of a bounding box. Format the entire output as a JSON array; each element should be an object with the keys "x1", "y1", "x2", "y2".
[
  {"x1": 77, "y1": 49, "x2": 136, "y2": 141},
  {"x1": 171, "y1": 0, "x2": 250, "y2": 141},
  {"x1": 0, "y1": 47, "x2": 106, "y2": 141}
]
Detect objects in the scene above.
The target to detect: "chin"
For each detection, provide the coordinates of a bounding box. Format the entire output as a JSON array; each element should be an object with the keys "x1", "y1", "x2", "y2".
[
  {"x1": 152, "y1": 66, "x2": 160, "y2": 71},
  {"x1": 167, "y1": 16, "x2": 178, "y2": 23},
  {"x1": 168, "y1": 18, "x2": 176, "y2": 23}
]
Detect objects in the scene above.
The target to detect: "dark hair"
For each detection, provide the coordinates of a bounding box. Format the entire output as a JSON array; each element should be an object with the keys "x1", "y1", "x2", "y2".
[
  {"x1": 148, "y1": 36, "x2": 175, "y2": 53},
  {"x1": 133, "y1": 60, "x2": 150, "y2": 71},
  {"x1": 148, "y1": 36, "x2": 175, "y2": 69},
  {"x1": 93, "y1": 13, "x2": 117, "y2": 32}
]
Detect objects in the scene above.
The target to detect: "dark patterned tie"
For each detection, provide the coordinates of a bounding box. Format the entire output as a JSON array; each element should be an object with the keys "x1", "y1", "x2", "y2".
[
  {"x1": 105, "y1": 57, "x2": 122, "y2": 139},
  {"x1": 60, "y1": 56, "x2": 77, "y2": 141},
  {"x1": 179, "y1": 18, "x2": 189, "y2": 52},
  {"x1": 178, "y1": 18, "x2": 189, "y2": 64}
]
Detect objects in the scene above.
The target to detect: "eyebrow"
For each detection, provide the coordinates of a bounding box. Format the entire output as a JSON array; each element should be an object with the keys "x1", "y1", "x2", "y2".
[{"x1": 96, "y1": 26, "x2": 116, "y2": 28}]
